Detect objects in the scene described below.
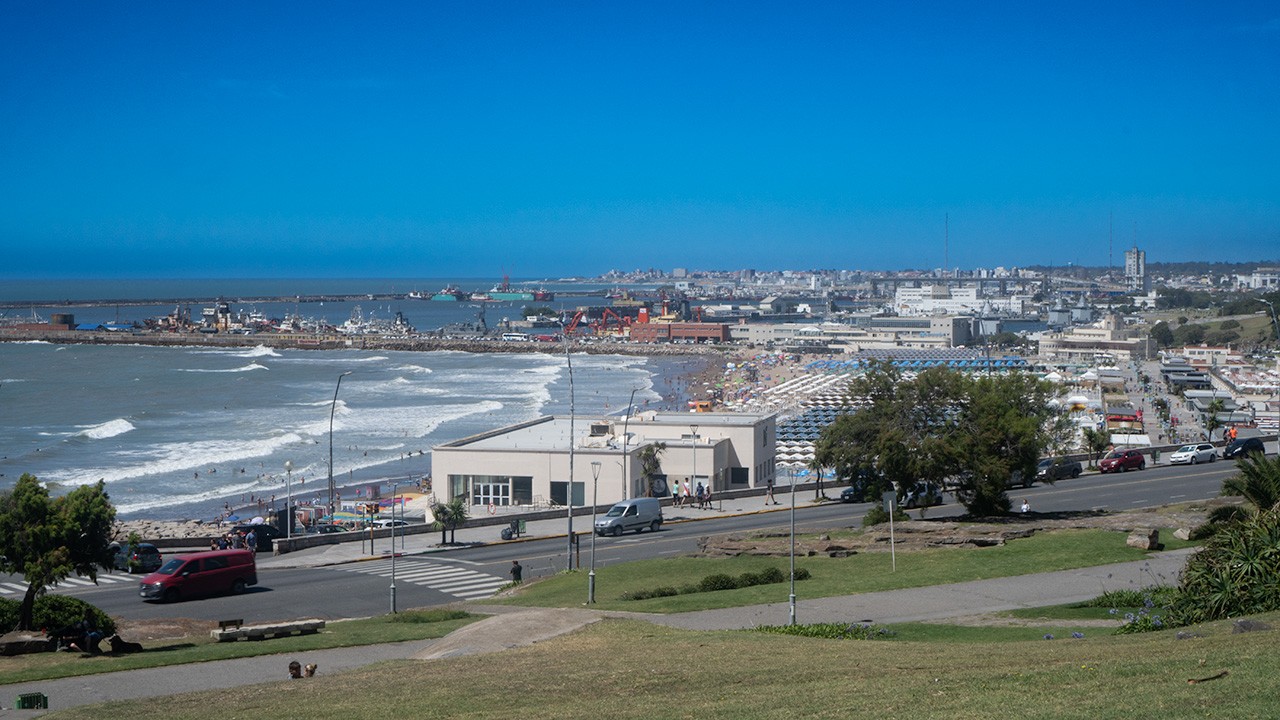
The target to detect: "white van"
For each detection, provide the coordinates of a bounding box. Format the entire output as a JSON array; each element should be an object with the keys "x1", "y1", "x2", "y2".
[{"x1": 594, "y1": 497, "x2": 663, "y2": 536}]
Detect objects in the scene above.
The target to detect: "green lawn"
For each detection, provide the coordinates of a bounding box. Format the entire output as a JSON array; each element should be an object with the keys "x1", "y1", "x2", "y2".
[
  {"x1": 46, "y1": 613, "x2": 1280, "y2": 720},
  {"x1": 492, "y1": 529, "x2": 1185, "y2": 613},
  {"x1": 0, "y1": 609, "x2": 476, "y2": 686}
]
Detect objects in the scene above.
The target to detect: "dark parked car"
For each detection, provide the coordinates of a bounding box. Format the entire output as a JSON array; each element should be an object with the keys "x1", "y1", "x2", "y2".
[
  {"x1": 1036, "y1": 458, "x2": 1083, "y2": 481},
  {"x1": 1099, "y1": 449, "x2": 1146, "y2": 473},
  {"x1": 312, "y1": 523, "x2": 348, "y2": 534},
  {"x1": 110, "y1": 542, "x2": 163, "y2": 574},
  {"x1": 228, "y1": 523, "x2": 283, "y2": 552},
  {"x1": 1223, "y1": 437, "x2": 1267, "y2": 460}
]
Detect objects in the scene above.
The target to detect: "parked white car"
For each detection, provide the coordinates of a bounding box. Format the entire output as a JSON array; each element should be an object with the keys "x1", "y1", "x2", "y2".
[{"x1": 1169, "y1": 443, "x2": 1217, "y2": 465}]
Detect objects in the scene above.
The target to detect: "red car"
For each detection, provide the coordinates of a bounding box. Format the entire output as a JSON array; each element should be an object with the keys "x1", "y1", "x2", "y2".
[{"x1": 1099, "y1": 449, "x2": 1146, "y2": 473}]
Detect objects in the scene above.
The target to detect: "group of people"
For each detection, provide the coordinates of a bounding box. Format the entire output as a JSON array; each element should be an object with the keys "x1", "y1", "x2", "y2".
[
  {"x1": 210, "y1": 528, "x2": 257, "y2": 554},
  {"x1": 672, "y1": 480, "x2": 713, "y2": 509},
  {"x1": 288, "y1": 660, "x2": 318, "y2": 678}
]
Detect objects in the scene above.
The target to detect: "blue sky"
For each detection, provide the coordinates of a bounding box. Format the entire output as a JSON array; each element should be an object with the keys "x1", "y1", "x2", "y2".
[{"x1": 2, "y1": 1, "x2": 1277, "y2": 278}]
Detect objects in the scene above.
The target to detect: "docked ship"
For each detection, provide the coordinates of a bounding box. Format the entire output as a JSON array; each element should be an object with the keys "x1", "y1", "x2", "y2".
[
  {"x1": 484, "y1": 275, "x2": 554, "y2": 302},
  {"x1": 431, "y1": 286, "x2": 469, "y2": 301}
]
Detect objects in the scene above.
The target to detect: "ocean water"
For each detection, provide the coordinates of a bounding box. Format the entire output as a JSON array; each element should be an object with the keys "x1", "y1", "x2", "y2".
[{"x1": 0, "y1": 341, "x2": 703, "y2": 520}]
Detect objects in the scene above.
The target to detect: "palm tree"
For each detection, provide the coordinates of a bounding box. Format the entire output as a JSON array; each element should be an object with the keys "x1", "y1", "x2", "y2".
[
  {"x1": 1204, "y1": 398, "x2": 1225, "y2": 441},
  {"x1": 1081, "y1": 427, "x2": 1110, "y2": 468},
  {"x1": 636, "y1": 442, "x2": 667, "y2": 498}
]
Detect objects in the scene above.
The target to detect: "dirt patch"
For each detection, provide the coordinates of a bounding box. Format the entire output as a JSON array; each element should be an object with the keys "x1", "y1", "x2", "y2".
[
  {"x1": 697, "y1": 500, "x2": 1238, "y2": 558},
  {"x1": 112, "y1": 617, "x2": 217, "y2": 643}
]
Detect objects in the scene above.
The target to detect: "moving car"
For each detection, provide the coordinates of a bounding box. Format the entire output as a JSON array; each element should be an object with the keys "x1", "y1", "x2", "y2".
[
  {"x1": 1223, "y1": 437, "x2": 1267, "y2": 460},
  {"x1": 1035, "y1": 458, "x2": 1083, "y2": 482},
  {"x1": 139, "y1": 549, "x2": 257, "y2": 603},
  {"x1": 1169, "y1": 443, "x2": 1217, "y2": 465},
  {"x1": 110, "y1": 542, "x2": 163, "y2": 574},
  {"x1": 312, "y1": 523, "x2": 348, "y2": 534},
  {"x1": 594, "y1": 497, "x2": 663, "y2": 536},
  {"x1": 1099, "y1": 449, "x2": 1146, "y2": 473}
]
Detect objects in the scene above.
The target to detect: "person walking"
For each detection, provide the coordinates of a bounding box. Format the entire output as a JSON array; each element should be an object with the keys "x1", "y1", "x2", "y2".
[
  {"x1": 1020, "y1": 498, "x2": 1031, "y2": 513},
  {"x1": 765, "y1": 477, "x2": 778, "y2": 505},
  {"x1": 509, "y1": 560, "x2": 523, "y2": 584}
]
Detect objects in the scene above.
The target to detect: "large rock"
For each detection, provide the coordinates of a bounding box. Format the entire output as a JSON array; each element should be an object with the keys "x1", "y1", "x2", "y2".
[
  {"x1": 1173, "y1": 527, "x2": 1192, "y2": 541},
  {"x1": 1126, "y1": 528, "x2": 1159, "y2": 550},
  {"x1": 0, "y1": 631, "x2": 53, "y2": 656}
]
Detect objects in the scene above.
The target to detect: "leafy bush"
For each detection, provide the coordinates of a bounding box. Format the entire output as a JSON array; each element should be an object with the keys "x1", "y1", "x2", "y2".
[
  {"x1": 862, "y1": 505, "x2": 908, "y2": 526},
  {"x1": 698, "y1": 574, "x2": 740, "y2": 592},
  {"x1": 619, "y1": 586, "x2": 680, "y2": 601},
  {"x1": 390, "y1": 609, "x2": 471, "y2": 624},
  {"x1": 620, "y1": 567, "x2": 808, "y2": 600},
  {"x1": 0, "y1": 595, "x2": 116, "y2": 636},
  {"x1": 755, "y1": 622, "x2": 896, "y2": 640},
  {"x1": 1173, "y1": 508, "x2": 1280, "y2": 625}
]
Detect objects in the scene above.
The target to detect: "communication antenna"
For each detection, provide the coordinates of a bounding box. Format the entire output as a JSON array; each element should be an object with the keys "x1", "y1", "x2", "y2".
[{"x1": 944, "y1": 213, "x2": 949, "y2": 277}]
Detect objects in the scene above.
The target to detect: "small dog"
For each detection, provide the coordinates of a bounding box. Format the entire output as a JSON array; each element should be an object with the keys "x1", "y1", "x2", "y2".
[
  {"x1": 303, "y1": 663, "x2": 318, "y2": 677},
  {"x1": 108, "y1": 634, "x2": 144, "y2": 654}
]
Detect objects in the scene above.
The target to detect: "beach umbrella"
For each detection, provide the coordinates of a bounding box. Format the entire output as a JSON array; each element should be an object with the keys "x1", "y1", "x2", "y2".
[{"x1": 249, "y1": 516, "x2": 265, "y2": 524}]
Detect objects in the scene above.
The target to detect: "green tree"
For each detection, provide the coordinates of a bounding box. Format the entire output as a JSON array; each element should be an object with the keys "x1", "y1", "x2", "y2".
[
  {"x1": 1203, "y1": 399, "x2": 1225, "y2": 440},
  {"x1": 430, "y1": 495, "x2": 471, "y2": 545},
  {"x1": 819, "y1": 363, "x2": 1059, "y2": 516},
  {"x1": 636, "y1": 442, "x2": 667, "y2": 498},
  {"x1": 817, "y1": 363, "x2": 964, "y2": 510},
  {"x1": 1149, "y1": 321, "x2": 1174, "y2": 348},
  {"x1": 952, "y1": 372, "x2": 1062, "y2": 515},
  {"x1": 1172, "y1": 323, "x2": 1206, "y2": 345},
  {"x1": 1081, "y1": 427, "x2": 1111, "y2": 467},
  {"x1": 1206, "y1": 452, "x2": 1280, "y2": 529},
  {"x1": 0, "y1": 474, "x2": 116, "y2": 631}
]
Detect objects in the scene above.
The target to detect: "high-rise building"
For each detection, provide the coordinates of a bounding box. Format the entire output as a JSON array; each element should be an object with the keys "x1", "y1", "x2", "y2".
[{"x1": 1124, "y1": 246, "x2": 1149, "y2": 293}]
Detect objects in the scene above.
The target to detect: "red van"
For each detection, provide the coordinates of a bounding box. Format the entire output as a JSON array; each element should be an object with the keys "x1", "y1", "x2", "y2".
[{"x1": 139, "y1": 549, "x2": 257, "y2": 602}]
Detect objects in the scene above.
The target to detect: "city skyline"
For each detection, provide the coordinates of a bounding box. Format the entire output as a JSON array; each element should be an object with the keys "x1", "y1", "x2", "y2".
[{"x1": 2, "y1": 2, "x2": 1277, "y2": 279}]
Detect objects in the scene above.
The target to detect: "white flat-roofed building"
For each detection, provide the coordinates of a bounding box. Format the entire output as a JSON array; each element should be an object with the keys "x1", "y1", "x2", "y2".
[{"x1": 431, "y1": 411, "x2": 777, "y2": 512}]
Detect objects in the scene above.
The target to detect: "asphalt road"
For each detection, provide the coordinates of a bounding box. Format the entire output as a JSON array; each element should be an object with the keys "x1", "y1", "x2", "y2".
[{"x1": 1, "y1": 458, "x2": 1246, "y2": 626}]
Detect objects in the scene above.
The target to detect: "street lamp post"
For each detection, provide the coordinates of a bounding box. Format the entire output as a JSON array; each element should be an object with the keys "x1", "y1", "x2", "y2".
[
  {"x1": 622, "y1": 387, "x2": 638, "y2": 500},
  {"x1": 690, "y1": 424, "x2": 699, "y2": 507},
  {"x1": 390, "y1": 481, "x2": 397, "y2": 614},
  {"x1": 284, "y1": 460, "x2": 293, "y2": 541},
  {"x1": 789, "y1": 467, "x2": 797, "y2": 626},
  {"x1": 589, "y1": 461, "x2": 601, "y2": 604},
  {"x1": 328, "y1": 371, "x2": 352, "y2": 521},
  {"x1": 565, "y1": 337, "x2": 576, "y2": 571}
]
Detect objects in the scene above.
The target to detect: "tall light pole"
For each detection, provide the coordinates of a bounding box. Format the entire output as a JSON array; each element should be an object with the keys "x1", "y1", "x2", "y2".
[
  {"x1": 690, "y1": 424, "x2": 699, "y2": 506},
  {"x1": 565, "y1": 337, "x2": 576, "y2": 570},
  {"x1": 328, "y1": 371, "x2": 352, "y2": 521},
  {"x1": 589, "y1": 460, "x2": 601, "y2": 603},
  {"x1": 284, "y1": 460, "x2": 293, "y2": 541},
  {"x1": 789, "y1": 467, "x2": 797, "y2": 626},
  {"x1": 390, "y1": 481, "x2": 398, "y2": 614},
  {"x1": 621, "y1": 387, "x2": 638, "y2": 499},
  {"x1": 1261, "y1": 298, "x2": 1279, "y2": 343}
]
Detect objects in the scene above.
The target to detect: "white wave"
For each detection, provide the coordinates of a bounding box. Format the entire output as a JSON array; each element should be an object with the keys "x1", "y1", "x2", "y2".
[
  {"x1": 48, "y1": 431, "x2": 307, "y2": 488},
  {"x1": 394, "y1": 364, "x2": 433, "y2": 374},
  {"x1": 348, "y1": 355, "x2": 389, "y2": 363},
  {"x1": 177, "y1": 363, "x2": 269, "y2": 373},
  {"x1": 76, "y1": 418, "x2": 136, "y2": 440},
  {"x1": 230, "y1": 345, "x2": 282, "y2": 358}
]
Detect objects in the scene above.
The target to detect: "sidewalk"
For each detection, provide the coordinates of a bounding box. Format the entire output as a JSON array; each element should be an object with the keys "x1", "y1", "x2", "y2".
[{"x1": 0, "y1": 547, "x2": 1195, "y2": 717}]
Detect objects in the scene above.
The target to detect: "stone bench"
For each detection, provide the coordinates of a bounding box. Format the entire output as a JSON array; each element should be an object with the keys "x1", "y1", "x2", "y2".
[{"x1": 211, "y1": 619, "x2": 325, "y2": 642}]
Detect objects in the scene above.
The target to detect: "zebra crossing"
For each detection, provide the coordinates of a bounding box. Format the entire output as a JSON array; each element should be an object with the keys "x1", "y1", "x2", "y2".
[
  {"x1": 0, "y1": 572, "x2": 141, "y2": 596},
  {"x1": 333, "y1": 558, "x2": 508, "y2": 600}
]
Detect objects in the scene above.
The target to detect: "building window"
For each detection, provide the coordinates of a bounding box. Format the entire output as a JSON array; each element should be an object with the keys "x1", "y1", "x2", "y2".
[
  {"x1": 549, "y1": 481, "x2": 585, "y2": 507},
  {"x1": 450, "y1": 475, "x2": 533, "y2": 506}
]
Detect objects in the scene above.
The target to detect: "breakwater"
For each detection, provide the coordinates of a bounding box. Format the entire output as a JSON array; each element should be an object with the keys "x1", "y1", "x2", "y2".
[{"x1": 0, "y1": 327, "x2": 729, "y2": 359}]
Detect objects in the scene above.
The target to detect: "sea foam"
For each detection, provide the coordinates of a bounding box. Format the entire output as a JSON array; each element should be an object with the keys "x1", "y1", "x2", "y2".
[{"x1": 77, "y1": 418, "x2": 136, "y2": 440}]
